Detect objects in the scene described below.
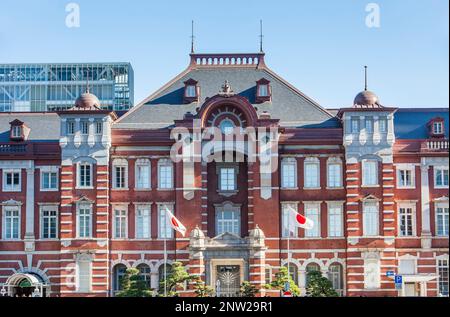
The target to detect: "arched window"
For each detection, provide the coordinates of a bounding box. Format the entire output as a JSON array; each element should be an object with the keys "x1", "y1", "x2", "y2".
[
  {"x1": 328, "y1": 263, "x2": 344, "y2": 296},
  {"x1": 158, "y1": 264, "x2": 173, "y2": 290},
  {"x1": 137, "y1": 264, "x2": 151, "y2": 289},
  {"x1": 283, "y1": 263, "x2": 298, "y2": 285},
  {"x1": 113, "y1": 264, "x2": 127, "y2": 292},
  {"x1": 219, "y1": 119, "x2": 235, "y2": 135},
  {"x1": 305, "y1": 263, "x2": 321, "y2": 286}
]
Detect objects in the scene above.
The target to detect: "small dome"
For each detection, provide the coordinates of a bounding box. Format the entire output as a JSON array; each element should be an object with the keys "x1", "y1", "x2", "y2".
[
  {"x1": 74, "y1": 90, "x2": 101, "y2": 110},
  {"x1": 249, "y1": 225, "x2": 265, "y2": 239},
  {"x1": 190, "y1": 225, "x2": 205, "y2": 239},
  {"x1": 353, "y1": 90, "x2": 381, "y2": 108}
]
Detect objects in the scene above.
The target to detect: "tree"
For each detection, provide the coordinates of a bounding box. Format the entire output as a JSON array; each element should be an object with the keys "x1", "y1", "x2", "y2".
[
  {"x1": 264, "y1": 266, "x2": 300, "y2": 296},
  {"x1": 158, "y1": 261, "x2": 194, "y2": 297},
  {"x1": 305, "y1": 271, "x2": 339, "y2": 297},
  {"x1": 240, "y1": 281, "x2": 259, "y2": 297},
  {"x1": 193, "y1": 277, "x2": 214, "y2": 297},
  {"x1": 116, "y1": 268, "x2": 153, "y2": 297}
]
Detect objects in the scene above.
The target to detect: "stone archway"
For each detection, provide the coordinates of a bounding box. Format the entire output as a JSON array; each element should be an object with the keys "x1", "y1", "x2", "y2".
[{"x1": 1, "y1": 272, "x2": 49, "y2": 297}]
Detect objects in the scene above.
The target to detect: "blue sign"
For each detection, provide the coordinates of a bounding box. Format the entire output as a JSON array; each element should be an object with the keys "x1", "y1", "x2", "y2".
[
  {"x1": 284, "y1": 282, "x2": 290, "y2": 291},
  {"x1": 386, "y1": 271, "x2": 395, "y2": 277},
  {"x1": 394, "y1": 275, "x2": 403, "y2": 284}
]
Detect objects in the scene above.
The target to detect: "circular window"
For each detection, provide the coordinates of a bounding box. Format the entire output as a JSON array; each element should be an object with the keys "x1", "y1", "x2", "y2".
[{"x1": 219, "y1": 119, "x2": 235, "y2": 135}]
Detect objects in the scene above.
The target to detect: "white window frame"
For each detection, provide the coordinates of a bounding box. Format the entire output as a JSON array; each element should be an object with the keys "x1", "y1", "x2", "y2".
[
  {"x1": 80, "y1": 120, "x2": 89, "y2": 135},
  {"x1": 135, "y1": 158, "x2": 151, "y2": 190},
  {"x1": 363, "y1": 201, "x2": 379, "y2": 236},
  {"x1": 304, "y1": 157, "x2": 320, "y2": 189},
  {"x1": 2, "y1": 205, "x2": 21, "y2": 240},
  {"x1": 113, "y1": 158, "x2": 128, "y2": 189},
  {"x1": 398, "y1": 256, "x2": 417, "y2": 275},
  {"x1": 434, "y1": 167, "x2": 449, "y2": 188},
  {"x1": 185, "y1": 85, "x2": 197, "y2": 97},
  {"x1": 327, "y1": 202, "x2": 343, "y2": 237},
  {"x1": 95, "y1": 121, "x2": 103, "y2": 135},
  {"x1": 351, "y1": 117, "x2": 359, "y2": 133},
  {"x1": 77, "y1": 162, "x2": 93, "y2": 189},
  {"x1": 378, "y1": 117, "x2": 387, "y2": 133},
  {"x1": 258, "y1": 84, "x2": 269, "y2": 97},
  {"x1": 435, "y1": 203, "x2": 449, "y2": 237},
  {"x1": 327, "y1": 158, "x2": 342, "y2": 188},
  {"x1": 397, "y1": 167, "x2": 415, "y2": 189},
  {"x1": 281, "y1": 203, "x2": 298, "y2": 238},
  {"x1": 437, "y1": 257, "x2": 449, "y2": 297},
  {"x1": 76, "y1": 256, "x2": 92, "y2": 293},
  {"x1": 158, "y1": 159, "x2": 174, "y2": 190},
  {"x1": 76, "y1": 203, "x2": 93, "y2": 238},
  {"x1": 219, "y1": 167, "x2": 237, "y2": 191},
  {"x1": 216, "y1": 208, "x2": 241, "y2": 236},
  {"x1": 113, "y1": 206, "x2": 128, "y2": 239},
  {"x1": 11, "y1": 126, "x2": 22, "y2": 138},
  {"x1": 158, "y1": 204, "x2": 174, "y2": 239},
  {"x1": 2, "y1": 169, "x2": 21, "y2": 192},
  {"x1": 40, "y1": 167, "x2": 59, "y2": 191},
  {"x1": 433, "y1": 121, "x2": 443, "y2": 135},
  {"x1": 40, "y1": 205, "x2": 58, "y2": 240},
  {"x1": 281, "y1": 158, "x2": 297, "y2": 189},
  {"x1": 135, "y1": 204, "x2": 151, "y2": 239},
  {"x1": 365, "y1": 118, "x2": 374, "y2": 133},
  {"x1": 66, "y1": 120, "x2": 75, "y2": 135},
  {"x1": 397, "y1": 203, "x2": 416, "y2": 237},
  {"x1": 362, "y1": 159, "x2": 379, "y2": 186},
  {"x1": 304, "y1": 202, "x2": 321, "y2": 238}
]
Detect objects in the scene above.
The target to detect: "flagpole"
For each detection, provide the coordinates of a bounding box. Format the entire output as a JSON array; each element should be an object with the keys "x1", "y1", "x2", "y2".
[
  {"x1": 287, "y1": 207, "x2": 290, "y2": 288},
  {"x1": 164, "y1": 226, "x2": 167, "y2": 297}
]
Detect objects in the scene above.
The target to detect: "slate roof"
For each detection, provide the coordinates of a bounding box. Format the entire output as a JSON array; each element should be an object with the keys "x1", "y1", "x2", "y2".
[
  {"x1": 394, "y1": 108, "x2": 449, "y2": 139},
  {"x1": 0, "y1": 113, "x2": 60, "y2": 142},
  {"x1": 114, "y1": 63, "x2": 340, "y2": 129}
]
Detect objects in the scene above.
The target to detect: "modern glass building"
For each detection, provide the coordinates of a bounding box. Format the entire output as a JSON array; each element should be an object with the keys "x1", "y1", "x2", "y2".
[{"x1": 0, "y1": 63, "x2": 134, "y2": 112}]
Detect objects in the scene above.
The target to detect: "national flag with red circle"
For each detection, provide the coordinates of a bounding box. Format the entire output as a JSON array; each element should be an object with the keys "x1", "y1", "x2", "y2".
[{"x1": 164, "y1": 207, "x2": 187, "y2": 237}]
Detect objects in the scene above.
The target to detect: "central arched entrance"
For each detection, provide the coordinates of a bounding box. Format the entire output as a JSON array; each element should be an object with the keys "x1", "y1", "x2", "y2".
[{"x1": 1, "y1": 273, "x2": 49, "y2": 297}]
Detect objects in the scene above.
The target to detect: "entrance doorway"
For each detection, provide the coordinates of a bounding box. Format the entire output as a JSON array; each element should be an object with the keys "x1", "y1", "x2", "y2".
[
  {"x1": 215, "y1": 265, "x2": 241, "y2": 297},
  {"x1": 404, "y1": 283, "x2": 419, "y2": 296},
  {"x1": 1, "y1": 273, "x2": 48, "y2": 297}
]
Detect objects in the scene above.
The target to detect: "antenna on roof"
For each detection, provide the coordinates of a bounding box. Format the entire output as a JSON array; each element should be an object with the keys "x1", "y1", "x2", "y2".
[
  {"x1": 259, "y1": 19, "x2": 264, "y2": 53},
  {"x1": 191, "y1": 20, "x2": 195, "y2": 54},
  {"x1": 364, "y1": 65, "x2": 368, "y2": 91}
]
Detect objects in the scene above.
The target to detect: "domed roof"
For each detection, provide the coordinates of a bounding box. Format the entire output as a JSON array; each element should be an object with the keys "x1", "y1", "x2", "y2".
[
  {"x1": 189, "y1": 225, "x2": 205, "y2": 239},
  {"x1": 73, "y1": 89, "x2": 101, "y2": 110},
  {"x1": 353, "y1": 90, "x2": 381, "y2": 108},
  {"x1": 249, "y1": 225, "x2": 265, "y2": 239}
]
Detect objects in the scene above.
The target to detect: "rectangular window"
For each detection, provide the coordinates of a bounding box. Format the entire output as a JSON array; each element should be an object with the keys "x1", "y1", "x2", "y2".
[
  {"x1": 304, "y1": 162, "x2": 319, "y2": 188},
  {"x1": 436, "y1": 206, "x2": 449, "y2": 236},
  {"x1": 362, "y1": 160, "x2": 378, "y2": 186},
  {"x1": 397, "y1": 169, "x2": 414, "y2": 188},
  {"x1": 305, "y1": 205, "x2": 320, "y2": 237},
  {"x1": 399, "y1": 259, "x2": 416, "y2": 275},
  {"x1": 95, "y1": 121, "x2": 103, "y2": 134},
  {"x1": 80, "y1": 121, "x2": 89, "y2": 135},
  {"x1": 11, "y1": 126, "x2": 22, "y2": 138},
  {"x1": 77, "y1": 261, "x2": 91, "y2": 292},
  {"x1": 66, "y1": 120, "x2": 75, "y2": 135},
  {"x1": 216, "y1": 210, "x2": 240, "y2": 236},
  {"x1": 114, "y1": 208, "x2": 127, "y2": 239},
  {"x1": 3, "y1": 207, "x2": 20, "y2": 239},
  {"x1": 281, "y1": 160, "x2": 296, "y2": 188},
  {"x1": 258, "y1": 84, "x2": 269, "y2": 97},
  {"x1": 158, "y1": 205, "x2": 174, "y2": 239},
  {"x1": 114, "y1": 166, "x2": 127, "y2": 189},
  {"x1": 327, "y1": 163, "x2": 342, "y2": 188},
  {"x1": 435, "y1": 168, "x2": 449, "y2": 188},
  {"x1": 363, "y1": 203, "x2": 379, "y2": 236},
  {"x1": 434, "y1": 122, "x2": 443, "y2": 134},
  {"x1": 399, "y1": 206, "x2": 414, "y2": 236},
  {"x1": 136, "y1": 206, "x2": 151, "y2": 239},
  {"x1": 365, "y1": 118, "x2": 374, "y2": 133},
  {"x1": 379, "y1": 117, "x2": 387, "y2": 133},
  {"x1": 220, "y1": 167, "x2": 236, "y2": 191},
  {"x1": 136, "y1": 163, "x2": 150, "y2": 189},
  {"x1": 158, "y1": 163, "x2": 173, "y2": 189},
  {"x1": 77, "y1": 204, "x2": 92, "y2": 238},
  {"x1": 328, "y1": 205, "x2": 343, "y2": 237},
  {"x1": 351, "y1": 117, "x2": 359, "y2": 133},
  {"x1": 3, "y1": 170, "x2": 21, "y2": 192},
  {"x1": 78, "y1": 163, "x2": 92, "y2": 188},
  {"x1": 41, "y1": 207, "x2": 57, "y2": 239},
  {"x1": 41, "y1": 171, "x2": 58, "y2": 190},
  {"x1": 186, "y1": 85, "x2": 196, "y2": 97},
  {"x1": 281, "y1": 204, "x2": 298, "y2": 238},
  {"x1": 438, "y1": 259, "x2": 449, "y2": 296}
]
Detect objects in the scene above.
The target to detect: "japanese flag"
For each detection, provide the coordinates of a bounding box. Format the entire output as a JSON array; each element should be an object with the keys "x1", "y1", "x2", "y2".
[
  {"x1": 164, "y1": 207, "x2": 187, "y2": 237},
  {"x1": 287, "y1": 205, "x2": 314, "y2": 233}
]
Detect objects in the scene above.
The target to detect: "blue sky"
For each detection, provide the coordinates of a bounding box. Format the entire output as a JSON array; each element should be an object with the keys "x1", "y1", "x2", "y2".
[{"x1": 0, "y1": 0, "x2": 448, "y2": 108}]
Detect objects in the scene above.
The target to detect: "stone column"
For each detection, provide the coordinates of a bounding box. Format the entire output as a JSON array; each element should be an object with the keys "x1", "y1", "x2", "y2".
[
  {"x1": 24, "y1": 166, "x2": 35, "y2": 251},
  {"x1": 420, "y1": 163, "x2": 432, "y2": 248}
]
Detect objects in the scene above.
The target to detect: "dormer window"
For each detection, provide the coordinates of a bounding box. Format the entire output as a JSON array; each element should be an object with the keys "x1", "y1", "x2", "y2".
[
  {"x1": 183, "y1": 78, "x2": 199, "y2": 103},
  {"x1": 428, "y1": 117, "x2": 445, "y2": 137},
  {"x1": 9, "y1": 119, "x2": 28, "y2": 141},
  {"x1": 255, "y1": 78, "x2": 271, "y2": 103}
]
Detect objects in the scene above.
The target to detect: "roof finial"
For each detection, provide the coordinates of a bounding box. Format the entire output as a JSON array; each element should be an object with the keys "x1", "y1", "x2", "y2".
[
  {"x1": 364, "y1": 65, "x2": 368, "y2": 91},
  {"x1": 259, "y1": 19, "x2": 264, "y2": 53},
  {"x1": 190, "y1": 20, "x2": 195, "y2": 54}
]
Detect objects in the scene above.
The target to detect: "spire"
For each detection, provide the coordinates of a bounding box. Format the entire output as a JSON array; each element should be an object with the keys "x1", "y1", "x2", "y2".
[
  {"x1": 364, "y1": 65, "x2": 368, "y2": 91},
  {"x1": 259, "y1": 19, "x2": 264, "y2": 53},
  {"x1": 190, "y1": 20, "x2": 195, "y2": 54}
]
